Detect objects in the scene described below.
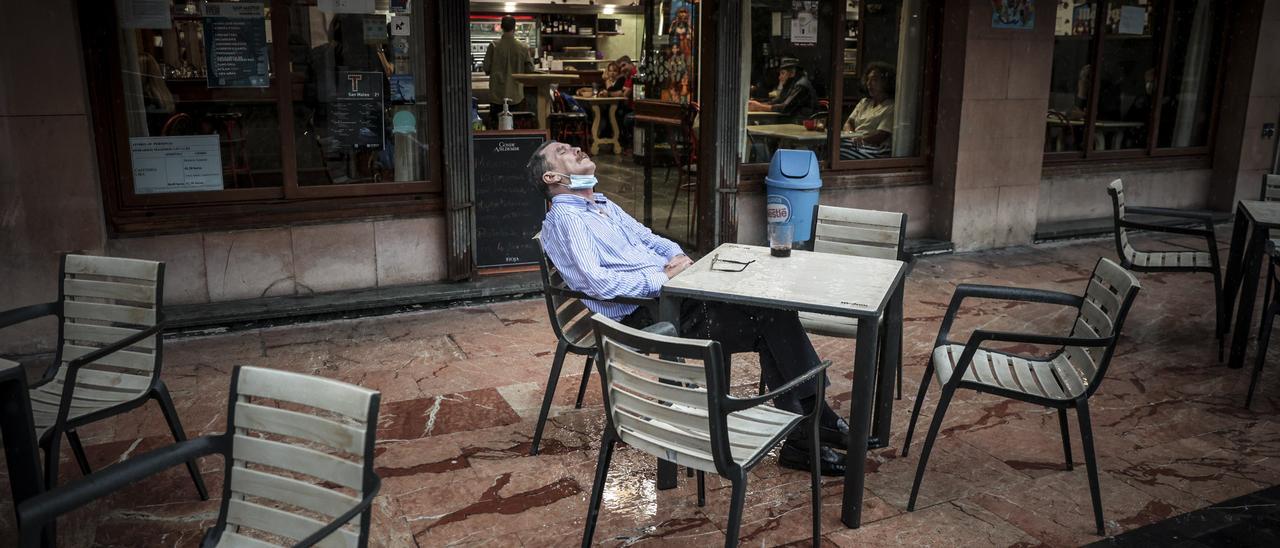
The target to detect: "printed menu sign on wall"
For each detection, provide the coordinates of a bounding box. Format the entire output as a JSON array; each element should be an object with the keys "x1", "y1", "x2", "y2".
[
  {"x1": 129, "y1": 135, "x2": 224, "y2": 194},
  {"x1": 203, "y1": 2, "x2": 270, "y2": 88},
  {"x1": 328, "y1": 71, "x2": 385, "y2": 148}
]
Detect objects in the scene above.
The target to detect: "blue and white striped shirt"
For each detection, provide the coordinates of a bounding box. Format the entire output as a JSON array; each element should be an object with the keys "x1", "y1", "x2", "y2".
[{"x1": 541, "y1": 193, "x2": 684, "y2": 320}]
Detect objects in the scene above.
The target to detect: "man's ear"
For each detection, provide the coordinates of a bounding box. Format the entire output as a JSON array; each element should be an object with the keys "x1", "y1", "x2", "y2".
[{"x1": 541, "y1": 172, "x2": 559, "y2": 186}]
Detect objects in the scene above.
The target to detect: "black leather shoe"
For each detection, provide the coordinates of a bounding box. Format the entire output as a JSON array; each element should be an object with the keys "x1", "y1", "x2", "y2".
[
  {"x1": 777, "y1": 441, "x2": 846, "y2": 476},
  {"x1": 819, "y1": 416, "x2": 851, "y2": 451}
]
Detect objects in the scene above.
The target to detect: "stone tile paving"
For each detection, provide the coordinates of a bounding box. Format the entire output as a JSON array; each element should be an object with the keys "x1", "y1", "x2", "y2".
[{"x1": 5, "y1": 232, "x2": 1280, "y2": 546}]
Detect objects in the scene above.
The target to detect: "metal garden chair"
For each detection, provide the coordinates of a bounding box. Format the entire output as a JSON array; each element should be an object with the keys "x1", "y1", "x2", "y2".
[
  {"x1": 0, "y1": 254, "x2": 207, "y2": 498},
  {"x1": 799, "y1": 204, "x2": 910, "y2": 399},
  {"x1": 901, "y1": 257, "x2": 1141, "y2": 536},
  {"x1": 581, "y1": 314, "x2": 829, "y2": 548},
  {"x1": 530, "y1": 245, "x2": 657, "y2": 455},
  {"x1": 17, "y1": 365, "x2": 382, "y2": 547},
  {"x1": 1107, "y1": 178, "x2": 1223, "y2": 358}
]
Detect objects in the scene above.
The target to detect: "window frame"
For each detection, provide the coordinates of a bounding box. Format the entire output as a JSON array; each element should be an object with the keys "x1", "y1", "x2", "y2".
[
  {"x1": 738, "y1": 0, "x2": 940, "y2": 177},
  {"x1": 81, "y1": 0, "x2": 446, "y2": 235},
  {"x1": 1043, "y1": 0, "x2": 1226, "y2": 165}
]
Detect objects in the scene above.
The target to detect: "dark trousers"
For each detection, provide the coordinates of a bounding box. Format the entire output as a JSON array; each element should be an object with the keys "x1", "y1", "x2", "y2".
[{"x1": 622, "y1": 301, "x2": 825, "y2": 412}]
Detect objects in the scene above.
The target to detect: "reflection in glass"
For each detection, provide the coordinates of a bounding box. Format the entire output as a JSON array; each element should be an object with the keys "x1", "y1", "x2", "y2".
[
  {"x1": 1045, "y1": 0, "x2": 1097, "y2": 152},
  {"x1": 839, "y1": 0, "x2": 925, "y2": 161},
  {"x1": 1097, "y1": 0, "x2": 1158, "y2": 150},
  {"x1": 1159, "y1": 0, "x2": 1219, "y2": 148},
  {"x1": 291, "y1": 6, "x2": 430, "y2": 185}
]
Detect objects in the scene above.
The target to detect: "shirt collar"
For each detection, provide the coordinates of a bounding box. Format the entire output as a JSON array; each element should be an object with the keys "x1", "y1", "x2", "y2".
[{"x1": 550, "y1": 193, "x2": 609, "y2": 209}]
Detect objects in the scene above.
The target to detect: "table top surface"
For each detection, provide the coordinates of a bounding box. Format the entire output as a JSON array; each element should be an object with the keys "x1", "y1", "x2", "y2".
[
  {"x1": 662, "y1": 243, "x2": 906, "y2": 318},
  {"x1": 746, "y1": 124, "x2": 853, "y2": 141},
  {"x1": 512, "y1": 73, "x2": 581, "y2": 84},
  {"x1": 1240, "y1": 200, "x2": 1280, "y2": 226},
  {"x1": 1044, "y1": 115, "x2": 1144, "y2": 129},
  {"x1": 575, "y1": 95, "x2": 627, "y2": 103}
]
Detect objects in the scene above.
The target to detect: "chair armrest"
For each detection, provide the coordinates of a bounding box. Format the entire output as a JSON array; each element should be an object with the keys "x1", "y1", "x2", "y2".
[
  {"x1": 968, "y1": 329, "x2": 1111, "y2": 349},
  {"x1": 547, "y1": 282, "x2": 656, "y2": 307},
  {"x1": 293, "y1": 475, "x2": 382, "y2": 548},
  {"x1": 18, "y1": 434, "x2": 227, "y2": 540},
  {"x1": 0, "y1": 302, "x2": 59, "y2": 330},
  {"x1": 1124, "y1": 205, "x2": 1216, "y2": 222},
  {"x1": 1118, "y1": 219, "x2": 1214, "y2": 238},
  {"x1": 722, "y1": 360, "x2": 831, "y2": 413},
  {"x1": 938, "y1": 285, "x2": 1083, "y2": 344}
]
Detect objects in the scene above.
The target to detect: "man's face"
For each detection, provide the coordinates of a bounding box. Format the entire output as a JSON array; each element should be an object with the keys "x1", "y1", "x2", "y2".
[
  {"x1": 540, "y1": 142, "x2": 596, "y2": 187},
  {"x1": 779, "y1": 68, "x2": 795, "y2": 84}
]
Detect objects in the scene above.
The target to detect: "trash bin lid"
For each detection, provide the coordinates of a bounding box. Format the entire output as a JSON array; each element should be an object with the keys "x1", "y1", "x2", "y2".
[{"x1": 765, "y1": 149, "x2": 822, "y2": 190}]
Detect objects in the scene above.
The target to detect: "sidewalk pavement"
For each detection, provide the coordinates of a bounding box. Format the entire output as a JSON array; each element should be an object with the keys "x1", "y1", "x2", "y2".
[{"x1": 4, "y1": 232, "x2": 1279, "y2": 547}]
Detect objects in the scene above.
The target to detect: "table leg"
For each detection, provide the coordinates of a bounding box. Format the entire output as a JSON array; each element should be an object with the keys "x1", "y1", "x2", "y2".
[
  {"x1": 1222, "y1": 207, "x2": 1250, "y2": 335},
  {"x1": 1229, "y1": 225, "x2": 1267, "y2": 369},
  {"x1": 871, "y1": 283, "x2": 904, "y2": 446},
  {"x1": 535, "y1": 87, "x2": 551, "y2": 130},
  {"x1": 656, "y1": 295, "x2": 682, "y2": 490},
  {"x1": 2, "y1": 366, "x2": 48, "y2": 545},
  {"x1": 841, "y1": 314, "x2": 880, "y2": 528},
  {"x1": 589, "y1": 105, "x2": 603, "y2": 156},
  {"x1": 606, "y1": 104, "x2": 620, "y2": 155}
]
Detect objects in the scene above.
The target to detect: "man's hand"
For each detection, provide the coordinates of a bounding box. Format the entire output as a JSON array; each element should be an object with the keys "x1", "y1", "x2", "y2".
[{"x1": 664, "y1": 254, "x2": 693, "y2": 279}]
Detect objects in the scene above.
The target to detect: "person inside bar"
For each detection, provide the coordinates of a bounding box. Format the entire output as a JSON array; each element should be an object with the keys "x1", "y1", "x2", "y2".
[
  {"x1": 746, "y1": 57, "x2": 817, "y2": 123},
  {"x1": 482, "y1": 14, "x2": 535, "y2": 129},
  {"x1": 528, "y1": 140, "x2": 851, "y2": 475},
  {"x1": 840, "y1": 62, "x2": 895, "y2": 160}
]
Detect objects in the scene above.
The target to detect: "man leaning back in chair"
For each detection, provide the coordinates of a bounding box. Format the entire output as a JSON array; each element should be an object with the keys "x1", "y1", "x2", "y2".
[{"x1": 529, "y1": 140, "x2": 850, "y2": 474}]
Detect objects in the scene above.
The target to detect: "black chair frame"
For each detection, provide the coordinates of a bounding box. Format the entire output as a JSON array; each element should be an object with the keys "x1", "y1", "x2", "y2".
[
  {"x1": 901, "y1": 261, "x2": 1141, "y2": 536},
  {"x1": 16, "y1": 365, "x2": 382, "y2": 548},
  {"x1": 581, "y1": 315, "x2": 829, "y2": 548},
  {"x1": 0, "y1": 256, "x2": 208, "y2": 501}
]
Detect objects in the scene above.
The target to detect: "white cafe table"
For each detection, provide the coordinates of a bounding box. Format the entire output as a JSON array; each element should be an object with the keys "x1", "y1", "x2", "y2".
[{"x1": 656, "y1": 243, "x2": 907, "y2": 529}]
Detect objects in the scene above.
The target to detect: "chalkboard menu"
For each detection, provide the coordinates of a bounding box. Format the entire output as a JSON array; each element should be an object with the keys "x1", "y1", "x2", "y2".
[
  {"x1": 329, "y1": 71, "x2": 385, "y2": 148},
  {"x1": 473, "y1": 131, "x2": 548, "y2": 268},
  {"x1": 202, "y1": 3, "x2": 270, "y2": 88}
]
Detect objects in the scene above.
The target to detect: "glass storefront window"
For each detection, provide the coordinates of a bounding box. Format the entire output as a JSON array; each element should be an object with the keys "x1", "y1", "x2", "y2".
[
  {"x1": 743, "y1": 0, "x2": 835, "y2": 164},
  {"x1": 1097, "y1": 0, "x2": 1159, "y2": 150},
  {"x1": 1047, "y1": 1, "x2": 1097, "y2": 152},
  {"x1": 837, "y1": 0, "x2": 926, "y2": 162},
  {"x1": 1158, "y1": 0, "x2": 1219, "y2": 148},
  {"x1": 291, "y1": 6, "x2": 432, "y2": 185}
]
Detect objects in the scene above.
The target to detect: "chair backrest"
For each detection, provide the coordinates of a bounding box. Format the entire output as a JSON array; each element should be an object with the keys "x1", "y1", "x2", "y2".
[
  {"x1": 54, "y1": 254, "x2": 164, "y2": 397},
  {"x1": 1064, "y1": 257, "x2": 1142, "y2": 398},
  {"x1": 1261, "y1": 173, "x2": 1280, "y2": 201},
  {"x1": 214, "y1": 366, "x2": 381, "y2": 548},
  {"x1": 591, "y1": 315, "x2": 742, "y2": 476},
  {"x1": 536, "y1": 244, "x2": 596, "y2": 350},
  {"x1": 1106, "y1": 179, "x2": 1139, "y2": 266},
  {"x1": 809, "y1": 205, "x2": 907, "y2": 260}
]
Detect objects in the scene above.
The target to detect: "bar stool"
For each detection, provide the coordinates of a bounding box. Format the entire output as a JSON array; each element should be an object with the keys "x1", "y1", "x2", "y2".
[{"x1": 205, "y1": 112, "x2": 253, "y2": 188}]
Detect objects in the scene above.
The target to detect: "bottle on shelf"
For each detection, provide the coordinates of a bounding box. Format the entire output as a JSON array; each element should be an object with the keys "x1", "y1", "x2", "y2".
[{"x1": 499, "y1": 98, "x2": 514, "y2": 130}]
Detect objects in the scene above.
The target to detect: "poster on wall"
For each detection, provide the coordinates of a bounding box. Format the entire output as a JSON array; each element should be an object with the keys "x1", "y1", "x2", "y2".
[
  {"x1": 203, "y1": 2, "x2": 270, "y2": 88},
  {"x1": 328, "y1": 71, "x2": 385, "y2": 149},
  {"x1": 790, "y1": 1, "x2": 818, "y2": 45},
  {"x1": 129, "y1": 135, "x2": 224, "y2": 194},
  {"x1": 992, "y1": 0, "x2": 1036, "y2": 30}
]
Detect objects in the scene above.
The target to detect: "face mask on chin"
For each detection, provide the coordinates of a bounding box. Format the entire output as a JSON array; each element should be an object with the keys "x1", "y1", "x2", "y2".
[{"x1": 549, "y1": 171, "x2": 598, "y2": 190}]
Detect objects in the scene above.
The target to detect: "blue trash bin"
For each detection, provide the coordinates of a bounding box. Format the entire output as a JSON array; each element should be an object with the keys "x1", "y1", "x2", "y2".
[{"x1": 765, "y1": 149, "x2": 823, "y2": 244}]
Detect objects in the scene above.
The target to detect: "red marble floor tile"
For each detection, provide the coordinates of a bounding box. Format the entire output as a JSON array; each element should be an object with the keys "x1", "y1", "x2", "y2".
[
  {"x1": 825, "y1": 499, "x2": 1038, "y2": 547},
  {"x1": 863, "y1": 436, "x2": 1032, "y2": 512},
  {"x1": 377, "y1": 387, "x2": 523, "y2": 442}
]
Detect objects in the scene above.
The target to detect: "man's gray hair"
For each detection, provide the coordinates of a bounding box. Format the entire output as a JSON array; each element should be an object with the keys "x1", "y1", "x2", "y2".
[{"x1": 526, "y1": 140, "x2": 558, "y2": 200}]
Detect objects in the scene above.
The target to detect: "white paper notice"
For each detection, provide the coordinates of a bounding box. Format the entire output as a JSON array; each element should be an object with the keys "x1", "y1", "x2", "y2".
[
  {"x1": 318, "y1": 0, "x2": 376, "y2": 14},
  {"x1": 120, "y1": 0, "x2": 172, "y2": 29},
  {"x1": 129, "y1": 135, "x2": 225, "y2": 194},
  {"x1": 1117, "y1": 6, "x2": 1146, "y2": 35},
  {"x1": 390, "y1": 15, "x2": 410, "y2": 36}
]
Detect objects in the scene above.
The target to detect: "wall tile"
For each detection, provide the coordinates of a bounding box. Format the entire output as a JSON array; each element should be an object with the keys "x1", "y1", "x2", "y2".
[
  {"x1": 0, "y1": 0, "x2": 88, "y2": 116},
  {"x1": 1037, "y1": 169, "x2": 1212, "y2": 224},
  {"x1": 950, "y1": 188, "x2": 1000, "y2": 251},
  {"x1": 736, "y1": 194, "x2": 766, "y2": 246},
  {"x1": 107, "y1": 233, "x2": 209, "y2": 305},
  {"x1": 374, "y1": 216, "x2": 448, "y2": 287},
  {"x1": 204, "y1": 228, "x2": 294, "y2": 302},
  {"x1": 1005, "y1": 38, "x2": 1054, "y2": 100},
  {"x1": 292, "y1": 222, "x2": 377, "y2": 294},
  {"x1": 994, "y1": 184, "x2": 1039, "y2": 247},
  {"x1": 0, "y1": 116, "x2": 105, "y2": 258},
  {"x1": 962, "y1": 39, "x2": 1011, "y2": 100}
]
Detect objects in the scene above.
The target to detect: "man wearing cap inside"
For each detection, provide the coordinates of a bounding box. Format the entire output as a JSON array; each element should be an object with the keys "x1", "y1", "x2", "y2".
[
  {"x1": 527, "y1": 140, "x2": 851, "y2": 475},
  {"x1": 747, "y1": 57, "x2": 817, "y2": 122}
]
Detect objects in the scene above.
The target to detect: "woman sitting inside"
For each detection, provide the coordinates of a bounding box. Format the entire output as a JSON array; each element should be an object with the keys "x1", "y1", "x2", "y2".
[
  {"x1": 578, "y1": 62, "x2": 624, "y2": 97},
  {"x1": 840, "y1": 63, "x2": 895, "y2": 160}
]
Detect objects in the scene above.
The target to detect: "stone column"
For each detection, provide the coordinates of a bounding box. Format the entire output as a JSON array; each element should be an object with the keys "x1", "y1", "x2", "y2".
[{"x1": 1210, "y1": 0, "x2": 1280, "y2": 209}]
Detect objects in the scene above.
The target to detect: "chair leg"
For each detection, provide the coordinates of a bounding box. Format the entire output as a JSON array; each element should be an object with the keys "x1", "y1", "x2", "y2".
[
  {"x1": 66, "y1": 429, "x2": 93, "y2": 476},
  {"x1": 532, "y1": 341, "x2": 569, "y2": 456},
  {"x1": 901, "y1": 362, "x2": 935, "y2": 457},
  {"x1": 153, "y1": 382, "x2": 210, "y2": 501},
  {"x1": 42, "y1": 430, "x2": 62, "y2": 491},
  {"x1": 580, "y1": 433, "x2": 616, "y2": 548},
  {"x1": 1215, "y1": 268, "x2": 1227, "y2": 362},
  {"x1": 809, "y1": 415, "x2": 823, "y2": 547},
  {"x1": 1057, "y1": 409, "x2": 1073, "y2": 471},
  {"x1": 697, "y1": 470, "x2": 706, "y2": 507},
  {"x1": 574, "y1": 354, "x2": 594, "y2": 410},
  {"x1": 1248, "y1": 300, "x2": 1278, "y2": 409},
  {"x1": 907, "y1": 385, "x2": 955, "y2": 512},
  {"x1": 723, "y1": 470, "x2": 749, "y2": 548},
  {"x1": 896, "y1": 355, "x2": 904, "y2": 400},
  {"x1": 1077, "y1": 399, "x2": 1106, "y2": 536}
]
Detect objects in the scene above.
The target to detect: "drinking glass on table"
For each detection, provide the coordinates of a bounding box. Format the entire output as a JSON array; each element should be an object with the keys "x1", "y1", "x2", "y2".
[{"x1": 768, "y1": 223, "x2": 794, "y2": 257}]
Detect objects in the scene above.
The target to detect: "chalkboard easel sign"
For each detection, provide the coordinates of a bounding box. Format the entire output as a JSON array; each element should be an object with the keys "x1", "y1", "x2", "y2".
[{"x1": 473, "y1": 130, "x2": 549, "y2": 269}]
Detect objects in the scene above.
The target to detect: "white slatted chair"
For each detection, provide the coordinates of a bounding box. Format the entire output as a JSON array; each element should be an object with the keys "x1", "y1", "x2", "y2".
[
  {"x1": 582, "y1": 315, "x2": 829, "y2": 548},
  {"x1": 0, "y1": 254, "x2": 207, "y2": 498},
  {"x1": 530, "y1": 241, "x2": 655, "y2": 456},
  {"x1": 17, "y1": 366, "x2": 382, "y2": 548},
  {"x1": 901, "y1": 258, "x2": 1141, "y2": 536},
  {"x1": 1107, "y1": 179, "x2": 1223, "y2": 357},
  {"x1": 799, "y1": 205, "x2": 909, "y2": 398}
]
